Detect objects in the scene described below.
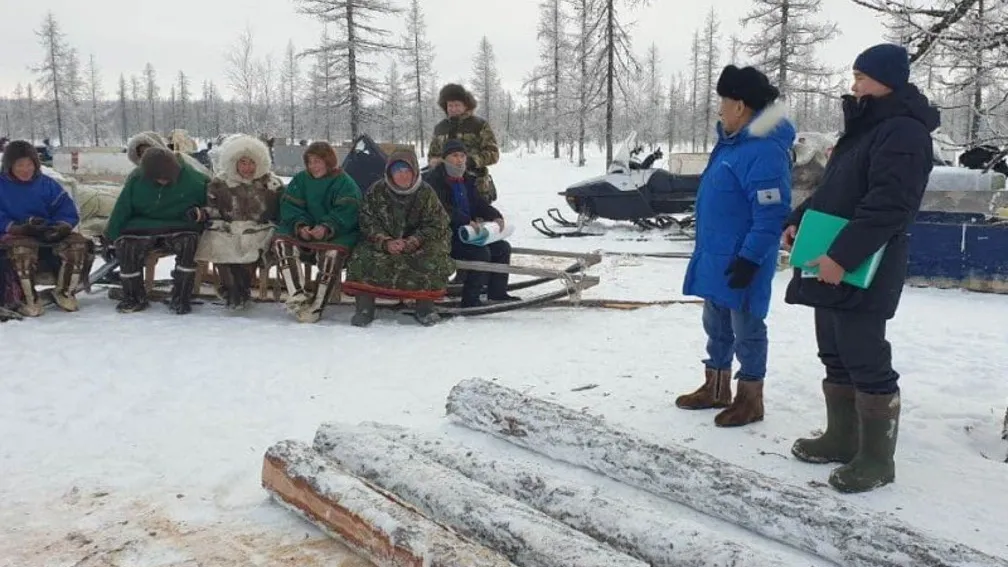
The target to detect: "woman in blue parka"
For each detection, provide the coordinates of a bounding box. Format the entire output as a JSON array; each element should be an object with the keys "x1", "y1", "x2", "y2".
[{"x1": 676, "y1": 65, "x2": 794, "y2": 428}]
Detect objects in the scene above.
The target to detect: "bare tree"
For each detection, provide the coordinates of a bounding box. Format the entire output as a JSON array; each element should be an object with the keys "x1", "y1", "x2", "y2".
[
  {"x1": 597, "y1": 0, "x2": 643, "y2": 164},
  {"x1": 130, "y1": 75, "x2": 142, "y2": 132},
  {"x1": 177, "y1": 71, "x2": 191, "y2": 129},
  {"x1": 143, "y1": 63, "x2": 158, "y2": 130},
  {"x1": 729, "y1": 34, "x2": 742, "y2": 65},
  {"x1": 118, "y1": 74, "x2": 129, "y2": 143},
  {"x1": 538, "y1": 0, "x2": 568, "y2": 157},
  {"x1": 296, "y1": 0, "x2": 403, "y2": 139},
  {"x1": 280, "y1": 40, "x2": 302, "y2": 144},
  {"x1": 700, "y1": 8, "x2": 721, "y2": 151},
  {"x1": 642, "y1": 43, "x2": 664, "y2": 146},
  {"x1": 27, "y1": 84, "x2": 36, "y2": 143},
  {"x1": 689, "y1": 30, "x2": 700, "y2": 151},
  {"x1": 259, "y1": 54, "x2": 275, "y2": 134},
  {"x1": 33, "y1": 11, "x2": 69, "y2": 144},
  {"x1": 399, "y1": 0, "x2": 434, "y2": 155},
  {"x1": 740, "y1": 0, "x2": 839, "y2": 97},
  {"x1": 564, "y1": 0, "x2": 605, "y2": 166},
  {"x1": 308, "y1": 26, "x2": 339, "y2": 140},
  {"x1": 381, "y1": 60, "x2": 404, "y2": 142},
  {"x1": 471, "y1": 36, "x2": 501, "y2": 124},
  {"x1": 226, "y1": 26, "x2": 258, "y2": 131},
  {"x1": 86, "y1": 54, "x2": 103, "y2": 145}
]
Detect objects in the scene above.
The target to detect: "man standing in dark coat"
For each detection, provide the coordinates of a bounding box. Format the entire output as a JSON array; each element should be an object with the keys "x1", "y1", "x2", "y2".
[{"x1": 784, "y1": 43, "x2": 940, "y2": 493}]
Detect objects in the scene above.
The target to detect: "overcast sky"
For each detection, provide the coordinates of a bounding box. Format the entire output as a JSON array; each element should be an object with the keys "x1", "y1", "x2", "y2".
[{"x1": 0, "y1": 0, "x2": 888, "y2": 100}]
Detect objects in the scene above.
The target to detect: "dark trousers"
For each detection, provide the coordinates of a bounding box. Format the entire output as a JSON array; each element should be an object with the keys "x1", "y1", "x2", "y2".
[
  {"x1": 814, "y1": 308, "x2": 899, "y2": 394},
  {"x1": 451, "y1": 239, "x2": 511, "y2": 302}
]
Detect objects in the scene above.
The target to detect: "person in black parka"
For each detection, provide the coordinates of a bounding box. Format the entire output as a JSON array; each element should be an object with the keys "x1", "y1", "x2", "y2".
[
  {"x1": 782, "y1": 43, "x2": 940, "y2": 494},
  {"x1": 424, "y1": 139, "x2": 517, "y2": 308}
]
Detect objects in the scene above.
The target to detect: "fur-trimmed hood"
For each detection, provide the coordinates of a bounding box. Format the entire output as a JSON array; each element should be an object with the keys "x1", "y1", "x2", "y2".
[
  {"x1": 746, "y1": 101, "x2": 791, "y2": 138},
  {"x1": 215, "y1": 134, "x2": 276, "y2": 187},
  {"x1": 127, "y1": 131, "x2": 168, "y2": 165},
  {"x1": 1, "y1": 140, "x2": 41, "y2": 179},
  {"x1": 438, "y1": 83, "x2": 478, "y2": 114},
  {"x1": 384, "y1": 149, "x2": 423, "y2": 195}
]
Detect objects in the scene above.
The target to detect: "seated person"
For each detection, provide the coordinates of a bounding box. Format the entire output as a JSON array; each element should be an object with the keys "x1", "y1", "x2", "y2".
[
  {"x1": 272, "y1": 141, "x2": 361, "y2": 323},
  {"x1": 190, "y1": 134, "x2": 284, "y2": 310},
  {"x1": 343, "y1": 149, "x2": 454, "y2": 327},
  {"x1": 126, "y1": 131, "x2": 211, "y2": 176},
  {"x1": 104, "y1": 147, "x2": 209, "y2": 314},
  {"x1": 0, "y1": 140, "x2": 93, "y2": 317},
  {"x1": 424, "y1": 139, "x2": 518, "y2": 307}
]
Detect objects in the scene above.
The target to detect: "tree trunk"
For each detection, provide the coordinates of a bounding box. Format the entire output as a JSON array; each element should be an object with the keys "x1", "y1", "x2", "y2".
[
  {"x1": 358, "y1": 422, "x2": 803, "y2": 567},
  {"x1": 346, "y1": 3, "x2": 360, "y2": 140},
  {"x1": 604, "y1": 0, "x2": 615, "y2": 165},
  {"x1": 313, "y1": 423, "x2": 649, "y2": 567},
  {"x1": 263, "y1": 439, "x2": 513, "y2": 567},
  {"x1": 445, "y1": 378, "x2": 1007, "y2": 567}
]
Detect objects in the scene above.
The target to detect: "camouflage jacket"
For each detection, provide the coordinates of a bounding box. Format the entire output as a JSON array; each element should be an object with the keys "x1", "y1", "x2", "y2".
[{"x1": 428, "y1": 112, "x2": 500, "y2": 174}]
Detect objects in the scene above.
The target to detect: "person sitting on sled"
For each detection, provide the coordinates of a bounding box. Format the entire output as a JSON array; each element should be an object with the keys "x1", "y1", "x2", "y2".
[
  {"x1": 272, "y1": 141, "x2": 361, "y2": 323},
  {"x1": 189, "y1": 134, "x2": 284, "y2": 310},
  {"x1": 424, "y1": 139, "x2": 518, "y2": 308},
  {"x1": 104, "y1": 146, "x2": 209, "y2": 314},
  {"x1": 0, "y1": 140, "x2": 94, "y2": 317},
  {"x1": 343, "y1": 149, "x2": 454, "y2": 327},
  {"x1": 126, "y1": 130, "x2": 211, "y2": 176}
]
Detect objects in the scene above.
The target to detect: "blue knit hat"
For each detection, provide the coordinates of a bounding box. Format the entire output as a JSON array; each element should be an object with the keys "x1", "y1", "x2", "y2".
[
  {"x1": 853, "y1": 43, "x2": 910, "y2": 90},
  {"x1": 442, "y1": 139, "x2": 466, "y2": 158},
  {"x1": 389, "y1": 160, "x2": 413, "y2": 175}
]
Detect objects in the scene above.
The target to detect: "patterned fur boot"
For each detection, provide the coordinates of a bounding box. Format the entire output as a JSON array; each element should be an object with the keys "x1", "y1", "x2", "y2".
[
  {"x1": 792, "y1": 381, "x2": 858, "y2": 464},
  {"x1": 675, "y1": 367, "x2": 732, "y2": 410},
  {"x1": 5, "y1": 238, "x2": 43, "y2": 317},
  {"x1": 51, "y1": 233, "x2": 92, "y2": 312},
  {"x1": 274, "y1": 239, "x2": 307, "y2": 315},
  {"x1": 296, "y1": 250, "x2": 343, "y2": 323},
  {"x1": 714, "y1": 379, "x2": 765, "y2": 427}
]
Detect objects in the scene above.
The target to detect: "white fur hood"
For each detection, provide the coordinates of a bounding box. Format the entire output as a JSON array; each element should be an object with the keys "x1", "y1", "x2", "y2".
[
  {"x1": 215, "y1": 134, "x2": 275, "y2": 187},
  {"x1": 746, "y1": 101, "x2": 791, "y2": 138},
  {"x1": 126, "y1": 131, "x2": 168, "y2": 165}
]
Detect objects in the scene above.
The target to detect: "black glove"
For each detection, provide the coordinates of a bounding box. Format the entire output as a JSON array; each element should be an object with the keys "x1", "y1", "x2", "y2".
[
  {"x1": 40, "y1": 222, "x2": 72, "y2": 242},
  {"x1": 725, "y1": 257, "x2": 760, "y2": 289}
]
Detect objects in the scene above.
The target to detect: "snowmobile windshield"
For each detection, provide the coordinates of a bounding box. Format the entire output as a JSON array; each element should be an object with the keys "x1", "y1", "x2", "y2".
[{"x1": 609, "y1": 131, "x2": 637, "y2": 172}]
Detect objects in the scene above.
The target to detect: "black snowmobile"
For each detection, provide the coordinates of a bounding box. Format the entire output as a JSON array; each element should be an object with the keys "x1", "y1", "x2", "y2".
[{"x1": 531, "y1": 131, "x2": 701, "y2": 238}]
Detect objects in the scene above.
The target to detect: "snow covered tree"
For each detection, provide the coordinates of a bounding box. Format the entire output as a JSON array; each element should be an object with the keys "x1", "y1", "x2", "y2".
[
  {"x1": 33, "y1": 12, "x2": 70, "y2": 144},
  {"x1": 86, "y1": 54, "x2": 103, "y2": 145},
  {"x1": 471, "y1": 36, "x2": 501, "y2": 124},
  {"x1": 537, "y1": 0, "x2": 568, "y2": 157},
  {"x1": 307, "y1": 26, "x2": 340, "y2": 140},
  {"x1": 381, "y1": 60, "x2": 405, "y2": 142},
  {"x1": 177, "y1": 71, "x2": 190, "y2": 130},
  {"x1": 399, "y1": 0, "x2": 434, "y2": 154},
  {"x1": 118, "y1": 75, "x2": 129, "y2": 143},
  {"x1": 564, "y1": 0, "x2": 604, "y2": 165},
  {"x1": 689, "y1": 30, "x2": 700, "y2": 151},
  {"x1": 226, "y1": 26, "x2": 258, "y2": 131},
  {"x1": 130, "y1": 75, "x2": 142, "y2": 133},
  {"x1": 596, "y1": 0, "x2": 642, "y2": 163},
  {"x1": 296, "y1": 0, "x2": 403, "y2": 139},
  {"x1": 143, "y1": 63, "x2": 158, "y2": 130},
  {"x1": 280, "y1": 40, "x2": 302, "y2": 144},
  {"x1": 700, "y1": 8, "x2": 721, "y2": 151},
  {"x1": 740, "y1": 0, "x2": 839, "y2": 97},
  {"x1": 641, "y1": 44, "x2": 664, "y2": 146}
]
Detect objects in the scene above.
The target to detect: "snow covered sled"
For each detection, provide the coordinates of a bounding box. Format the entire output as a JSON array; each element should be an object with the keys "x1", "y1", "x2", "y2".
[{"x1": 532, "y1": 131, "x2": 699, "y2": 238}]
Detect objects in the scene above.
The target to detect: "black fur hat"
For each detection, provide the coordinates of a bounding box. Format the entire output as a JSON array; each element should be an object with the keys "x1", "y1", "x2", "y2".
[
  {"x1": 140, "y1": 147, "x2": 181, "y2": 183},
  {"x1": 438, "y1": 83, "x2": 478, "y2": 113},
  {"x1": 1, "y1": 140, "x2": 41, "y2": 178},
  {"x1": 716, "y1": 65, "x2": 780, "y2": 111}
]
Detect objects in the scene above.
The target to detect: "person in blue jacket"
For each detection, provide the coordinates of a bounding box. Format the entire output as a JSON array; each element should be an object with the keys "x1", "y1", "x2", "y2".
[
  {"x1": 677, "y1": 65, "x2": 794, "y2": 427},
  {"x1": 0, "y1": 140, "x2": 92, "y2": 316}
]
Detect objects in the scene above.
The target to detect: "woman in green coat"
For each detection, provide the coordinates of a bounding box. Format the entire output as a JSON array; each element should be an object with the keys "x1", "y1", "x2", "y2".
[
  {"x1": 343, "y1": 149, "x2": 454, "y2": 327},
  {"x1": 273, "y1": 141, "x2": 361, "y2": 324}
]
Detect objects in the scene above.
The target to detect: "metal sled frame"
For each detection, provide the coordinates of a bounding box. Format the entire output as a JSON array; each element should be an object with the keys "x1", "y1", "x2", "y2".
[{"x1": 532, "y1": 207, "x2": 696, "y2": 239}]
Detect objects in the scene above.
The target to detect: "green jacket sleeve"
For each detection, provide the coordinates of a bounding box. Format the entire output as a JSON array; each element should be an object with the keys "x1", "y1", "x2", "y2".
[
  {"x1": 319, "y1": 174, "x2": 362, "y2": 237},
  {"x1": 104, "y1": 173, "x2": 137, "y2": 241},
  {"x1": 278, "y1": 175, "x2": 313, "y2": 231}
]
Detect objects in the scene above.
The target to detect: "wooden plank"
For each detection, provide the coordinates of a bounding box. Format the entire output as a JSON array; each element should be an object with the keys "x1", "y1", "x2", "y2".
[
  {"x1": 313, "y1": 423, "x2": 650, "y2": 567},
  {"x1": 357, "y1": 422, "x2": 809, "y2": 567},
  {"x1": 262, "y1": 439, "x2": 516, "y2": 567},
  {"x1": 445, "y1": 378, "x2": 1008, "y2": 567}
]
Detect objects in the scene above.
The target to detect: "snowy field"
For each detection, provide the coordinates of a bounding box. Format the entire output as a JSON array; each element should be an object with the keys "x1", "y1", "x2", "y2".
[{"x1": 2, "y1": 147, "x2": 1007, "y2": 566}]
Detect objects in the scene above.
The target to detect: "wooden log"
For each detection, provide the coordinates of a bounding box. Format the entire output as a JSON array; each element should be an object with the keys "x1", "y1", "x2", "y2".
[
  {"x1": 261, "y1": 439, "x2": 516, "y2": 567},
  {"x1": 357, "y1": 421, "x2": 812, "y2": 567},
  {"x1": 445, "y1": 378, "x2": 1008, "y2": 567},
  {"x1": 312, "y1": 422, "x2": 650, "y2": 567}
]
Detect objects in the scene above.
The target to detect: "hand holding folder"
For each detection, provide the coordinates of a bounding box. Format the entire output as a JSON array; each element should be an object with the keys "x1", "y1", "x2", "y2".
[{"x1": 787, "y1": 209, "x2": 887, "y2": 289}]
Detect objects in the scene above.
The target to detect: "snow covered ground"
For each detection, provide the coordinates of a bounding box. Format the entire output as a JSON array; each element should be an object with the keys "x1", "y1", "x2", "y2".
[{"x1": 2, "y1": 147, "x2": 1007, "y2": 566}]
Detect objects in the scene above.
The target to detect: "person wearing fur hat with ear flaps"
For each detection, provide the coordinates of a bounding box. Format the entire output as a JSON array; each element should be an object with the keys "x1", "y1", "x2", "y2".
[
  {"x1": 343, "y1": 149, "x2": 454, "y2": 327},
  {"x1": 272, "y1": 141, "x2": 362, "y2": 324},
  {"x1": 103, "y1": 146, "x2": 210, "y2": 315},
  {"x1": 427, "y1": 83, "x2": 501, "y2": 202},
  {"x1": 677, "y1": 64, "x2": 794, "y2": 428},
  {"x1": 186, "y1": 134, "x2": 285, "y2": 310}
]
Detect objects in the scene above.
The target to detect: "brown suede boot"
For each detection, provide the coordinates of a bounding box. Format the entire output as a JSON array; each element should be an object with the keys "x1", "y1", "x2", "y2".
[
  {"x1": 675, "y1": 367, "x2": 732, "y2": 409},
  {"x1": 714, "y1": 379, "x2": 765, "y2": 427}
]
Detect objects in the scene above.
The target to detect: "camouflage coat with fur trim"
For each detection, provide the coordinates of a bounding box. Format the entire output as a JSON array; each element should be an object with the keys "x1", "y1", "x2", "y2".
[
  {"x1": 428, "y1": 84, "x2": 501, "y2": 202},
  {"x1": 194, "y1": 135, "x2": 284, "y2": 264},
  {"x1": 344, "y1": 151, "x2": 454, "y2": 297},
  {"x1": 126, "y1": 131, "x2": 211, "y2": 177}
]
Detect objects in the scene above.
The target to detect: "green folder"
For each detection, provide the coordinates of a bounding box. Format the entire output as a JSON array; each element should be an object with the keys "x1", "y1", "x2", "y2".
[{"x1": 788, "y1": 209, "x2": 887, "y2": 289}]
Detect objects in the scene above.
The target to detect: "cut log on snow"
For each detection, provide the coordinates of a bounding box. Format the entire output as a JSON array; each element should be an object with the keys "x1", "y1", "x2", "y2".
[
  {"x1": 313, "y1": 422, "x2": 649, "y2": 567},
  {"x1": 357, "y1": 421, "x2": 809, "y2": 567},
  {"x1": 445, "y1": 378, "x2": 1008, "y2": 567},
  {"x1": 261, "y1": 439, "x2": 516, "y2": 567}
]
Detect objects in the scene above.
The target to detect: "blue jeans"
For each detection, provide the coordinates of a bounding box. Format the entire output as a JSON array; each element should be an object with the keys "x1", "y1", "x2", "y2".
[{"x1": 701, "y1": 300, "x2": 768, "y2": 380}]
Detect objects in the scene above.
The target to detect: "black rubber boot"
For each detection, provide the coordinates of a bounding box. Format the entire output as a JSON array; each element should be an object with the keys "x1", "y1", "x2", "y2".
[{"x1": 350, "y1": 294, "x2": 376, "y2": 327}]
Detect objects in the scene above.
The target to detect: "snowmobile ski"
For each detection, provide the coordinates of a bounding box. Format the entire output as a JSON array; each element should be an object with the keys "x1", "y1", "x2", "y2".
[{"x1": 530, "y1": 218, "x2": 604, "y2": 238}]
